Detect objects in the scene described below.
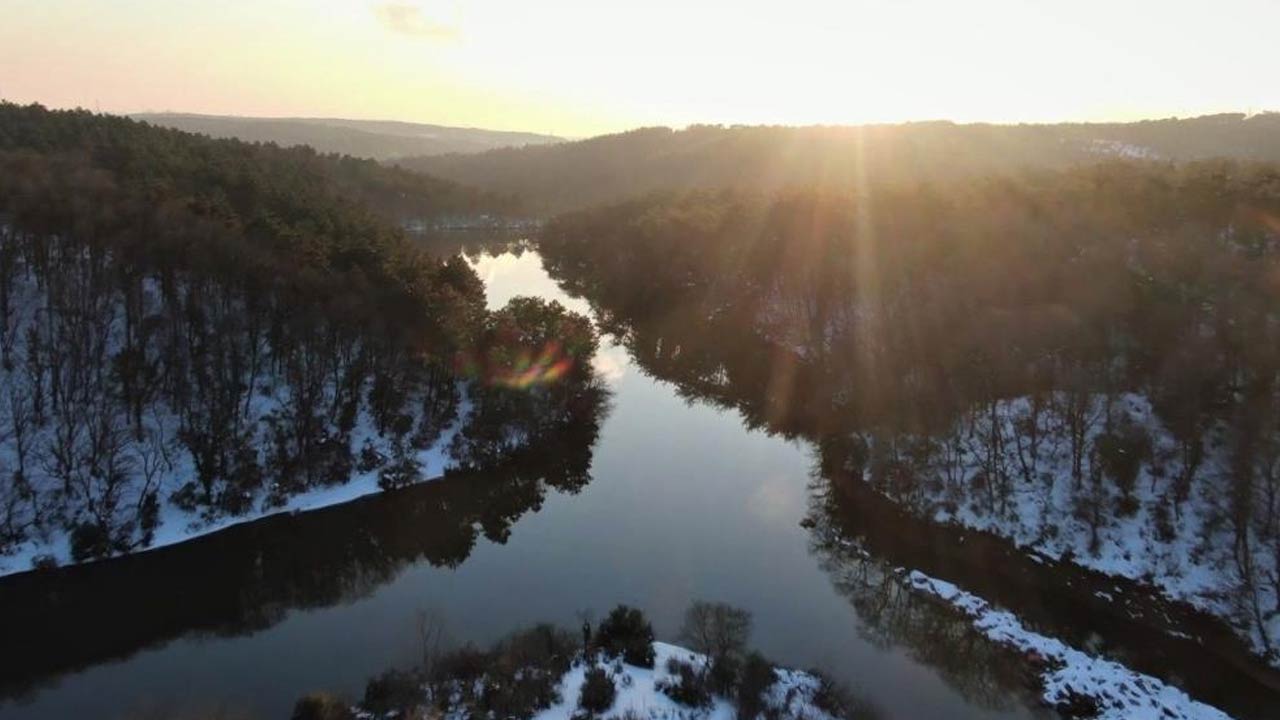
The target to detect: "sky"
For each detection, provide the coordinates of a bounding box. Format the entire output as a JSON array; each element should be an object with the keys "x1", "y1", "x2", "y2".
[{"x1": 1, "y1": 0, "x2": 1277, "y2": 138}]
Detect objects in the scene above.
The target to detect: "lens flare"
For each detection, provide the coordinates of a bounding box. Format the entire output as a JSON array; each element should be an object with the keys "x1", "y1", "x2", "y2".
[{"x1": 457, "y1": 340, "x2": 576, "y2": 389}]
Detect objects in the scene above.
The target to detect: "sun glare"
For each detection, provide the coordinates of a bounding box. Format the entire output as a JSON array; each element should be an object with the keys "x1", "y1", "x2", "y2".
[{"x1": 1, "y1": 0, "x2": 1275, "y2": 135}]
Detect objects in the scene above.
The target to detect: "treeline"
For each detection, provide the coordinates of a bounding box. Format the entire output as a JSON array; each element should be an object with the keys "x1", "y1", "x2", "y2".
[
  {"x1": 0, "y1": 104, "x2": 597, "y2": 565},
  {"x1": 133, "y1": 113, "x2": 563, "y2": 163},
  {"x1": 541, "y1": 160, "x2": 1280, "y2": 432},
  {"x1": 537, "y1": 160, "x2": 1280, "y2": 661},
  {"x1": 401, "y1": 113, "x2": 1280, "y2": 213},
  {"x1": 0, "y1": 103, "x2": 518, "y2": 224}
]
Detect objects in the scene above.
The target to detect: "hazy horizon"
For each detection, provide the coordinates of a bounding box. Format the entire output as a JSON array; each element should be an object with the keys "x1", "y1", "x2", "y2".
[
  {"x1": 9, "y1": 105, "x2": 1278, "y2": 142},
  {"x1": 3, "y1": 0, "x2": 1278, "y2": 138}
]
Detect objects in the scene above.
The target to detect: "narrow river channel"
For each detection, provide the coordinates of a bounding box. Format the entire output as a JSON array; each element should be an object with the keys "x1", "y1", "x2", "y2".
[{"x1": 0, "y1": 247, "x2": 1042, "y2": 720}]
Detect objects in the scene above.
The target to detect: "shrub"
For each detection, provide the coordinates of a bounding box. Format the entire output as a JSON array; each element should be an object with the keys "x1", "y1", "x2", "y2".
[
  {"x1": 479, "y1": 624, "x2": 578, "y2": 719},
  {"x1": 734, "y1": 653, "x2": 775, "y2": 720},
  {"x1": 657, "y1": 657, "x2": 712, "y2": 708},
  {"x1": 495, "y1": 622, "x2": 578, "y2": 674},
  {"x1": 291, "y1": 693, "x2": 354, "y2": 720},
  {"x1": 1094, "y1": 423, "x2": 1150, "y2": 504},
  {"x1": 578, "y1": 666, "x2": 617, "y2": 715},
  {"x1": 357, "y1": 440, "x2": 385, "y2": 473},
  {"x1": 479, "y1": 667, "x2": 561, "y2": 719},
  {"x1": 595, "y1": 605, "x2": 655, "y2": 668},
  {"x1": 362, "y1": 668, "x2": 423, "y2": 715},
  {"x1": 1052, "y1": 689, "x2": 1101, "y2": 718},
  {"x1": 431, "y1": 644, "x2": 491, "y2": 684},
  {"x1": 708, "y1": 652, "x2": 740, "y2": 696},
  {"x1": 318, "y1": 439, "x2": 355, "y2": 487},
  {"x1": 428, "y1": 638, "x2": 564, "y2": 720},
  {"x1": 170, "y1": 480, "x2": 203, "y2": 512},
  {"x1": 378, "y1": 451, "x2": 423, "y2": 490},
  {"x1": 69, "y1": 521, "x2": 111, "y2": 561},
  {"x1": 30, "y1": 554, "x2": 58, "y2": 571},
  {"x1": 809, "y1": 671, "x2": 883, "y2": 720}
]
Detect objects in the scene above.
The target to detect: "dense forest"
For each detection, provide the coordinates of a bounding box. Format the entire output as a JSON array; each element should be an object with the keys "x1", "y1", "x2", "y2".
[
  {"x1": 537, "y1": 160, "x2": 1280, "y2": 666},
  {"x1": 0, "y1": 103, "x2": 599, "y2": 569},
  {"x1": 0, "y1": 104, "x2": 518, "y2": 224},
  {"x1": 403, "y1": 114, "x2": 1280, "y2": 212}
]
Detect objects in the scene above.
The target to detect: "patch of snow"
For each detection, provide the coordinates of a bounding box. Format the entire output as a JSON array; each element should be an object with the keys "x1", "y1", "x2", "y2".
[
  {"x1": 907, "y1": 570, "x2": 1233, "y2": 720},
  {"x1": 1086, "y1": 139, "x2": 1161, "y2": 160},
  {"x1": 533, "y1": 643, "x2": 840, "y2": 720}
]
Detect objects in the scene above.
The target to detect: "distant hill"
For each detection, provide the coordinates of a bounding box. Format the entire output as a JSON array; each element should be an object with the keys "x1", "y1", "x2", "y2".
[
  {"x1": 132, "y1": 113, "x2": 564, "y2": 160},
  {"x1": 396, "y1": 113, "x2": 1280, "y2": 213}
]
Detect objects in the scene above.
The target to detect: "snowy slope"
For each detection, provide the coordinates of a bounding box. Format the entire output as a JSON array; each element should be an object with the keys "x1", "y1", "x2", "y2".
[
  {"x1": 0, "y1": 394, "x2": 466, "y2": 577},
  {"x1": 534, "y1": 643, "x2": 840, "y2": 720},
  {"x1": 907, "y1": 570, "x2": 1232, "y2": 720},
  {"x1": 852, "y1": 392, "x2": 1279, "y2": 667},
  {"x1": 0, "y1": 236, "x2": 473, "y2": 577}
]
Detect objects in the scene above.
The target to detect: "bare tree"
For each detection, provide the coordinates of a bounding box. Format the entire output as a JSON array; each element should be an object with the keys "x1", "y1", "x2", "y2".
[
  {"x1": 415, "y1": 607, "x2": 449, "y2": 677},
  {"x1": 678, "y1": 601, "x2": 753, "y2": 672},
  {"x1": 131, "y1": 421, "x2": 176, "y2": 546}
]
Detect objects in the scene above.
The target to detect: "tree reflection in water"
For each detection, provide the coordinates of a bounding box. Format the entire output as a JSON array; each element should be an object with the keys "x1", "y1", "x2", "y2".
[
  {"x1": 537, "y1": 235, "x2": 1280, "y2": 719},
  {"x1": 805, "y1": 481, "x2": 1041, "y2": 714},
  {"x1": 0, "y1": 375, "x2": 610, "y2": 702}
]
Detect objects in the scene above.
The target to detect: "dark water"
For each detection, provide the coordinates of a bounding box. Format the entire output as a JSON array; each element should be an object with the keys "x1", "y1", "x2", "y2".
[{"x1": 0, "y1": 248, "x2": 1076, "y2": 719}]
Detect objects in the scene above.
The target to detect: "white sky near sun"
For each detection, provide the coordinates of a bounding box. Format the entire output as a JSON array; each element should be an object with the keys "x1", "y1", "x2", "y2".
[{"x1": 0, "y1": 0, "x2": 1276, "y2": 137}]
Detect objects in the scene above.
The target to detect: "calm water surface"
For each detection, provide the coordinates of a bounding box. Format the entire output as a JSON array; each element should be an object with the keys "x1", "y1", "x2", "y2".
[{"x1": 0, "y1": 249, "x2": 1041, "y2": 720}]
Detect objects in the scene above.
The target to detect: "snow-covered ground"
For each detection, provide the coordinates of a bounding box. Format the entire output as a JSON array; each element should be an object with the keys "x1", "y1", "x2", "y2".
[
  {"x1": 0, "y1": 238, "x2": 474, "y2": 577},
  {"x1": 0, "y1": 395, "x2": 465, "y2": 577},
  {"x1": 350, "y1": 640, "x2": 844, "y2": 720},
  {"x1": 1086, "y1": 138, "x2": 1161, "y2": 160},
  {"x1": 853, "y1": 392, "x2": 1279, "y2": 667},
  {"x1": 907, "y1": 570, "x2": 1232, "y2": 720},
  {"x1": 525, "y1": 643, "x2": 839, "y2": 720},
  {"x1": 533, "y1": 642, "x2": 838, "y2": 720}
]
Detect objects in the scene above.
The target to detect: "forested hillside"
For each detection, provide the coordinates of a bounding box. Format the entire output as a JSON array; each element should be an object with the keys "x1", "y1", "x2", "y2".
[
  {"x1": 538, "y1": 160, "x2": 1280, "y2": 664},
  {"x1": 0, "y1": 104, "x2": 517, "y2": 224},
  {"x1": 0, "y1": 103, "x2": 600, "y2": 571},
  {"x1": 404, "y1": 114, "x2": 1280, "y2": 213},
  {"x1": 133, "y1": 113, "x2": 563, "y2": 161}
]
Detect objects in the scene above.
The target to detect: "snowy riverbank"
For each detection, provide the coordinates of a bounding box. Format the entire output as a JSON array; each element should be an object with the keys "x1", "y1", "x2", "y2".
[
  {"x1": 847, "y1": 392, "x2": 1279, "y2": 668},
  {"x1": 906, "y1": 570, "x2": 1233, "y2": 720},
  {"x1": 0, "y1": 399, "x2": 465, "y2": 578}
]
